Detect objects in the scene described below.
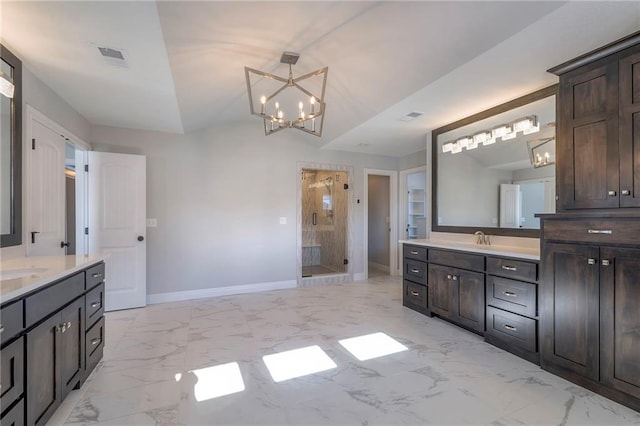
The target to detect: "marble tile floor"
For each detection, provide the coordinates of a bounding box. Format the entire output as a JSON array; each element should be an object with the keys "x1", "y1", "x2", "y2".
[{"x1": 49, "y1": 275, "x2": 640, "y2": 426}]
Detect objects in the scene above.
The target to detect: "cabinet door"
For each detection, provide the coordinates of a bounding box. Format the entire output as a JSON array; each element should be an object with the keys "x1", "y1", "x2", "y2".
[
  {"x1": 600, "y1": 247, "x2": 640, "y2": 398},
  {"x1": 26, "y1": 314, "x2": 61, "y2": 426},
  {"x1": 540, "y1": 242, "x2": 600, "y2": 381},
  {"x1": 454, "y1": 269, "x2": 485, "y2": 333},
  {"x1": 59, "y1": 297, "x2": 84, "y2": 399},
  {"x1": 619, "y1": 50, "x2": 640, "y2": 207},
  {"x1": 557, "y1": 62, "x2": 619, "y2": 210},
  {"x1": 428, "y1": 264, "x2": 455, "y2": 320}
]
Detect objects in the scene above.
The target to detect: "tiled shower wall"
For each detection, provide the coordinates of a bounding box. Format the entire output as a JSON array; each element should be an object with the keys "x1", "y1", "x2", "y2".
[{"x1": 301, "y1": 169, "x2": 348, "y2": 273}]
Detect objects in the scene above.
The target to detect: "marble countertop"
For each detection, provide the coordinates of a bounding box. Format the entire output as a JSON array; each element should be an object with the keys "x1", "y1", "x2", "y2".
[
  {"x1": 0, "y1": 254, "x2": 108, "y2": 304},
  {"x1": 400, "y1": 239, "x2": 540, "y2": 261}
]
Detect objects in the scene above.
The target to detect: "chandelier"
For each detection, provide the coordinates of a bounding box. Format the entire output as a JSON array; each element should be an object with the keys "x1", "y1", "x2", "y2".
[{"x1": 245, "y1": 52, "x2": 328, "y2": 137}]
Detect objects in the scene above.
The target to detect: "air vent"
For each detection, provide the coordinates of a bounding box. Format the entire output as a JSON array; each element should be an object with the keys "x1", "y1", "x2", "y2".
[
  {"x1": 399, "y1": 111, "x2": 424, "y2": 122},
  {"x1": 97, "y1": 46, "x2": 128, "y2": 68}
]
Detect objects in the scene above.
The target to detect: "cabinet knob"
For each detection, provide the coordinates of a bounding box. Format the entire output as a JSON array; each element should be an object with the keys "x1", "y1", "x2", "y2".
[
  {"x1": 447, "y1": 274, "x2": 452, "y2": 280},
  {"x1": 587, "y1": 258, "x2": 597, "y2": 265},
  {"x1": 608, "y1": 190, "x2": 617, "y2": 196},
  {"x1": 602, "y1": 259, "x2": 610, "y2": 266},
  {"x1": 621, "y1": 189, "x2": 631, "y2": 196},
  {"x1": 452, "y1": 275, "x2": 458, "y2": 281}
]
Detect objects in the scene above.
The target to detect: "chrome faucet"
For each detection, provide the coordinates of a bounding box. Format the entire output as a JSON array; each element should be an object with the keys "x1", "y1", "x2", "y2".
[{"x1": 474, "y1": 231, "x2": 491, "y2": 245}]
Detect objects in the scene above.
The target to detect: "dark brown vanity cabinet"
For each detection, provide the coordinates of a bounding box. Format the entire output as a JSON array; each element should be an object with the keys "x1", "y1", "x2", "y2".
[
  {"x1": 428, "y1": 249, "x2": 484, "y2": 334},
  {"x1": 540, "y1": 217, "x2": 640, "y2": 411},
  {"x1": 402, "y1": 244, "x2": 430, "y2": 315},
  {"x1": 485, "y1": 257, "x2": 539, "y2": 364},
  {"x1": 0, "y1": 261, "x2": 106, "y2": 426},
  {"x1": 551, "y1": 33, "x2": 640, "y2": 210}
]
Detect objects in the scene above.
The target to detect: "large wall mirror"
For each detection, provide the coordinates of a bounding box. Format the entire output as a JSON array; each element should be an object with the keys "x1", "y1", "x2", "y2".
[
  {"x1": 1, "y1": 44, "x2": 22, "y2": 247},
  {"x1": 432, "y1": 85, "x2": 557, "y2": 238}
]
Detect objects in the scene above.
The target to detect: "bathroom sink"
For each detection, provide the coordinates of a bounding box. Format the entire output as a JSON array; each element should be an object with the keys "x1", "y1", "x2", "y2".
[{"x1": 0, "y1": 267, "x2": 47, "y2": 281}]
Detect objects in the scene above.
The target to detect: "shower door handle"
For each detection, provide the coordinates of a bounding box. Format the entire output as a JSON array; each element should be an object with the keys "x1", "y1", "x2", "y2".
[{"x1": 312, "y1": 213, "x2": 317, "y2": 226}]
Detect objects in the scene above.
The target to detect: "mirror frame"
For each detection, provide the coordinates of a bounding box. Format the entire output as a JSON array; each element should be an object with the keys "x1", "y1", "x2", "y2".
[
  {"x1": 431, "y1": 84, "x2": 558, "y2": 238},
  {"x1": 1, "y1": 44, "x2": 23, "y2": 247}
]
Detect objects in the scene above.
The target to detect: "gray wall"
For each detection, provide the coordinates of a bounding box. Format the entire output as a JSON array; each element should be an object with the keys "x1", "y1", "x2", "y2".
[
  {"x1": 91, "y1": 123, "x2": 405, "y2": 296},
  {"x1": 368, "y1": 174, "x2": 390, "y2": 267}
]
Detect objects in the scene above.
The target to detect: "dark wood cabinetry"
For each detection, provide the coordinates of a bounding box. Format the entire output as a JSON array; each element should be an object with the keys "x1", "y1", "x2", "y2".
[
  {"x1": 542, "y1": 31, "x2": 640, "y2": 413},
  {"x1": 0, "y1": 261, "x2": 106, "y2": 426},
  {"x1": 402, "y1": 244, "x2": 430, "y2": 315},
  {"x1": 551, "y1": 33, "x2": 640, "y2": 211}
]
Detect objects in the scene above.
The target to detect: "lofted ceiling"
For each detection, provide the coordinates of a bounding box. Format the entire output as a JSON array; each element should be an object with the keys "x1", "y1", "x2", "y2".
[{"x1": 2, "y1": 1, "x2": 640, "y2": 157}]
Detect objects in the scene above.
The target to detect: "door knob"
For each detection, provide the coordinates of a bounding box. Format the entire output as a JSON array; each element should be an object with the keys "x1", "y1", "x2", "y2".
[
  {"x1": 60, "y1": 241, "x2": 70, "y2": 248},
  {"x1": 137, "y1": 235, "x2": 144, "y2": 242}
]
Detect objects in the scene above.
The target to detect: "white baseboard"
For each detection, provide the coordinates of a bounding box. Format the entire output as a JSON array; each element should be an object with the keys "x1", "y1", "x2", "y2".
[
  {"x1": 353, "y1": 272, "x2": 366, "y2": 281},
  {"x1": 147, "y1": 280, "x2": 297, "y2": 305}
]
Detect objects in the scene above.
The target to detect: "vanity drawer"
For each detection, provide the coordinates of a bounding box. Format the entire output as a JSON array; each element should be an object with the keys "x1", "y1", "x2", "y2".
[
  {"x1": 486, "y1": 306, "x2": 537, "y2": 353},
  {"x1": 0, "y1": 336, "x2": 24, "y2": 414},
  {"x1": 403, "y1": 245, "x2": 428, "y2": 262},
  {"x1": 429, "y1": 249, "x2": 484, "y2": 272},
  {"x1": 402, "y1": 280, "x2": 428, "y2": 314},
  {"x1": 0, "y1": 301, "x2": 24, "y2": 346},
  {"x1": 404, "y1": 260, "x2": 427, "y2": 285},
  {"x1": 543, "y1": 218, "x2": 640, "y2": 245},
  {"x1": 86, "y1": 316, "x2": 105, "y2": 374},
  {"x1": 486, "y1": 257, "x2": 537, "y2": 282},
  {"x1": 25, "y1": 272, "x2": 84, "y2": 328},
  {"x1": 85, "y1": 283, "x2": 104, "y2": 330},
  {"x1": 487, "y1": 276, "x2": 537, "y2": 318},
  {"x1": 85, "y1": 262, "x2": 105, "y2": 290}
]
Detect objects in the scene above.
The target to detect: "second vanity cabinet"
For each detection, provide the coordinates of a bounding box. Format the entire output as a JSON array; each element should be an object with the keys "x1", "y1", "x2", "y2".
[
  {"x1": 0, "y1": 260, "x2": 106, "y2": 426},
  {"x1": 403, "y1": 243, "x2": 540, "y2": 363}
]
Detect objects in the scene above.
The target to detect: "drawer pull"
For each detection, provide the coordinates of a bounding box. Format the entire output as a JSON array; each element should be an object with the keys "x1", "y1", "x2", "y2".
[
  {"x1": 587, "y1": 229, "x2": 612, "y2": 235},
  {"x1": 410, "y1": 291, "x2": 420, "y2": 297},
  {"x1": 501, "y1": 265, "x2": 517, "y2": 271},
  {"x1": 411, "y1": 269, "x2": 420, "y2": 273},
  {"x1": 503, "y1": 324, "x2": 517, "y2": 331},
  {"x1": 410, "y1": 250, "x2": 419, "y2": 255},
  {"x1": 602, "y1": 259, "x2": 610, "y2": 266},
  {"x1": 0, "y1": 324, "x2": 4, "y2": 333},
  {"x1": 91, "y1": 301, "x2": 101, "y2": 308},
  {"x1": 91, "y1": 338, "x2": 101, "y2": 346},
  {"x1": 587, "y1": 258, "x2": 597, "y2": 265},
  {"x1": 92, "y1": 272, "x2": 104, "y2": 278},
  {"x1": 503, "y1": 291, "x2": 517, "y2": 298}
]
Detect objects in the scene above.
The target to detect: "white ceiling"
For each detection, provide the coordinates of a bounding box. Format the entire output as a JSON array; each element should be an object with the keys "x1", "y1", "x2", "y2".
[{"x1": 2, "y1": 1, "x2": 640, "y2": 157}]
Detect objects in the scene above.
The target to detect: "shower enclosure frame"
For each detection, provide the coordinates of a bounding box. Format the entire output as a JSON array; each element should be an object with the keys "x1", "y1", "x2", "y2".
[{"x1": 297, "y1": 161, "x2": 354, "y2": 286}]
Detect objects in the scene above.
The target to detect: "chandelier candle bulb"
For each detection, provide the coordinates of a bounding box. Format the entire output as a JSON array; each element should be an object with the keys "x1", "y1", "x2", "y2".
[{"x1": 260, "y1": 96, "x2": 266, "y2": 114}]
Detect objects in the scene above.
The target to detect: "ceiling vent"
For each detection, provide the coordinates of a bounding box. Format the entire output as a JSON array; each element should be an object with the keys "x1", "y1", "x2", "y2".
[
  {"x1": 399, "y1": 111, "x2": 423, "y2": 122},
  {"x1": 97, "y1": 46, "x2": 128, "y2": 68}
]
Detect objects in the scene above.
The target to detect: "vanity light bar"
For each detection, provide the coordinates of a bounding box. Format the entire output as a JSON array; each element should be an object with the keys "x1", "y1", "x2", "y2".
[{"x1": 442, "y1": 115, "x2": 539, "y2": 154}]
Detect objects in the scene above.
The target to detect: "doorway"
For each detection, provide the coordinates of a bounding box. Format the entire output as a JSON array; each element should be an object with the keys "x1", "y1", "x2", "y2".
[
  {"x1": 399, "y1": 166, "x2": 427, "y2": 274},
  {"x1": 363, "y1": 169, "x2": 398, "y2": 280}
]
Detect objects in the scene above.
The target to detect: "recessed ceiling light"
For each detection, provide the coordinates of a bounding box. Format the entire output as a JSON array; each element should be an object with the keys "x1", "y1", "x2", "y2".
[{"x1": 399, "y1": 112, "x2": 424, "y2": 122}]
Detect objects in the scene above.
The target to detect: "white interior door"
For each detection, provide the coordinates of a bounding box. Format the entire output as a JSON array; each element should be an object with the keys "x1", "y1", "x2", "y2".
[
  {"x1": 499, "y1": 183, "x2": 521, "y2": 228},
  {"x1": 88, "y1": 152, "x2": 146, "y2": 311},
  {"x1": 28, "y1": 119, "x2": 65, "y2": 256}
]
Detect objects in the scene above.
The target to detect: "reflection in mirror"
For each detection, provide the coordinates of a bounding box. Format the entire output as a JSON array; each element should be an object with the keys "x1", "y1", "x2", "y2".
[
  {"x1": 432, "y1": 85, "x2": 557, "y2": 238},
  {"x1": 1, "y1": 44, "x2": 22, "y2": 247}
]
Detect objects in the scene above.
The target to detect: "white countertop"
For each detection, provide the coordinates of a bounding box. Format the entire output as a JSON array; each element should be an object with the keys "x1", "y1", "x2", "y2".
[
  {"x1": 401, "y1": 239, "x2": 540, "y2": 261},
  {"x1": 0, "y1": 254, "x2": 108, "y2": 304}
]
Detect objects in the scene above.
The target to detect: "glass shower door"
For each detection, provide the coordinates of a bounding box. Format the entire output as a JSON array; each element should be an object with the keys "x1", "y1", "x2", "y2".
[{"x1": 301, "y1": 169, "x2": 348, "y2": 277}]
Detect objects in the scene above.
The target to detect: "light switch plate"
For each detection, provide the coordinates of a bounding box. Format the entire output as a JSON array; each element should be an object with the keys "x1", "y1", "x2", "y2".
[{"x1": 146, "y1": 218, "x2": 158, "y2": 227}]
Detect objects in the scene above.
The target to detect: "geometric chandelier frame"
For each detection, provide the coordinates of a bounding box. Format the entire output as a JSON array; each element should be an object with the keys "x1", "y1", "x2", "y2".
[{"x1": 245, "y1": 52, "x2": 328, "y2": 137}]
